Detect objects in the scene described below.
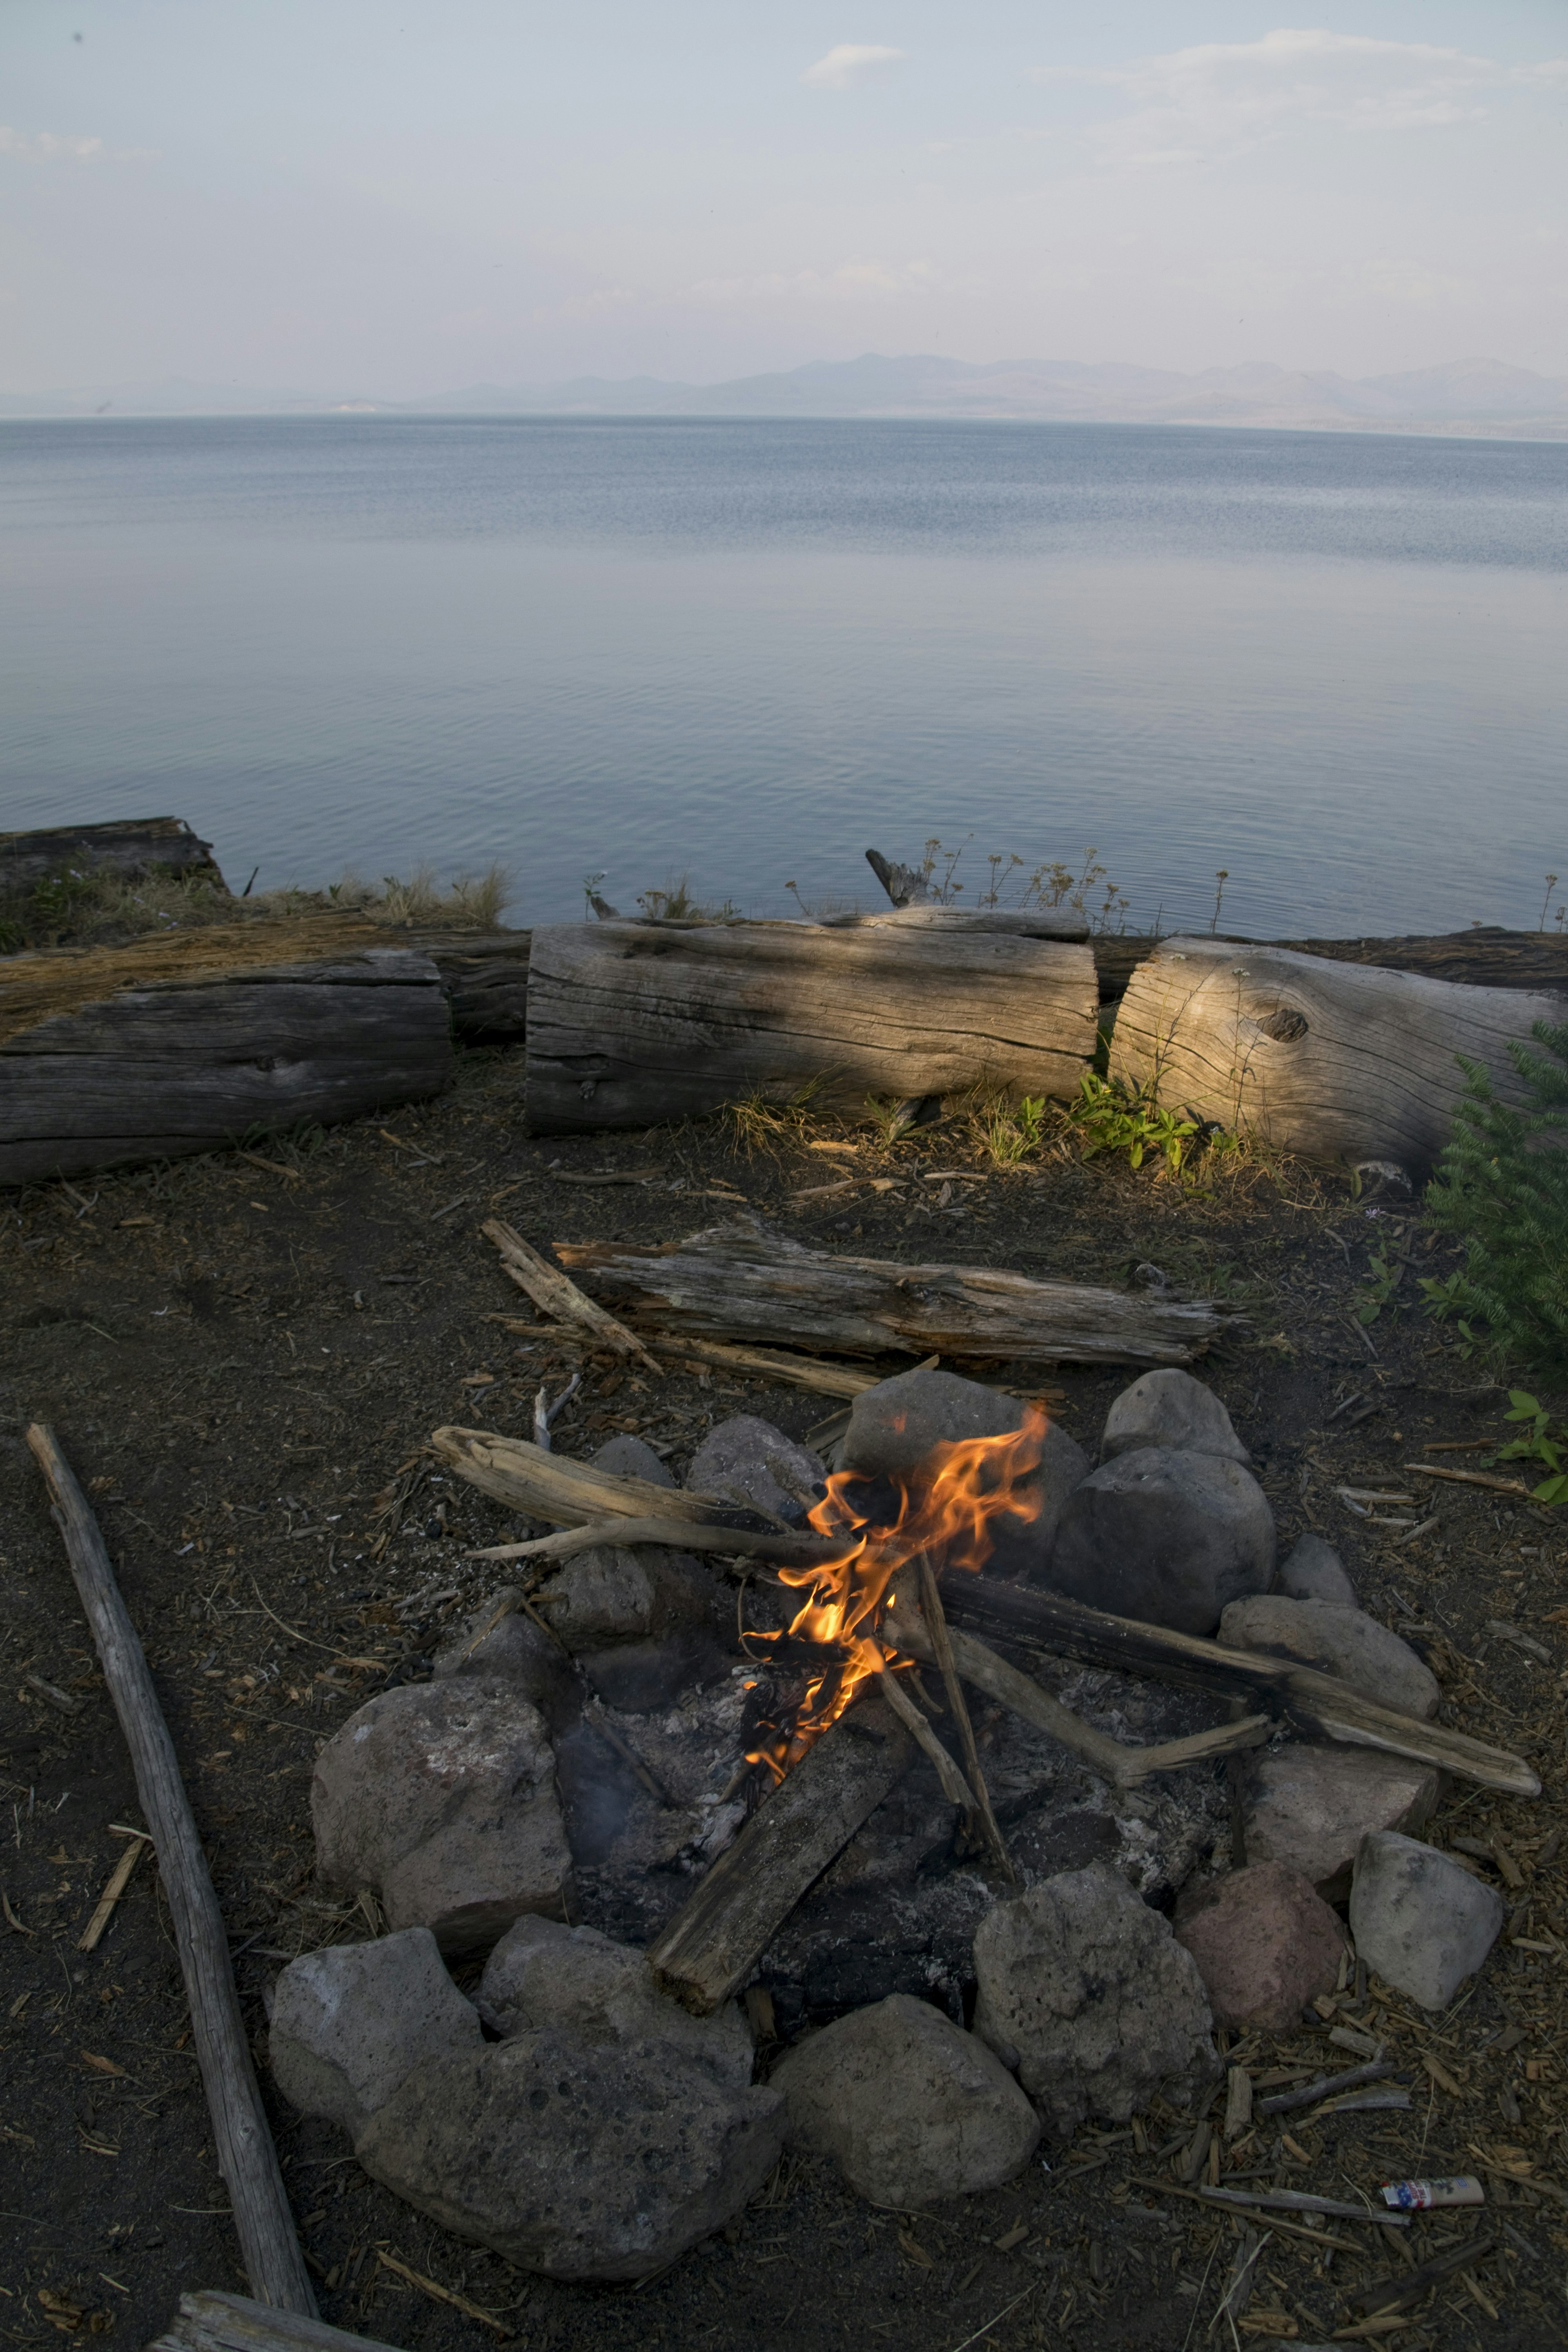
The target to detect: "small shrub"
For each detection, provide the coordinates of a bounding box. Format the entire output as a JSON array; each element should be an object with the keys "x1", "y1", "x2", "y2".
[
  {"x1": 1068, "y1": 1072, "x2": 1203, "y2": 1176},
  {"x1": 1424, "y1": 1018, "x2": 1568, "y2": 1372},
  {"x1": 981, "y1": 1095, "x2": 1049, "y2": 1166},
  {"x1": 1494, "y1": 1389, "x2": 1568, "y2": 1505}
]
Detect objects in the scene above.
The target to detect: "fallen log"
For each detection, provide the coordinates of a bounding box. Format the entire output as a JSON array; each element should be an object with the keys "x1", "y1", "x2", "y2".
[
  {"x1": 1109, "y1": 936, "x2": 1568, "y2": 1175},
  {"x1": 27, "y1": 1425, "x2": 315, "y2": 2315},
  {"x1": 0, "y1": 813, "x2": 226, "y2": 895},
  {"x1": 0, "y1": 938, "x2": 453, "y2": 1186},
  {"x1": 1093, "y1": 927, "x2": 1568, "y2": 1008},
  {"x1": 150, "y1": 2291, "x2": 401, "y2": 2352},
  {"x1": 942, "y1": 1571, "x2": 1540, "y2": 1797},
  {"x1": 646, "y1": 1695, "x2": 917, "y2": 2014},
  {"x1": 522, "y1": 918, "x2": 1099, "y2": 1134},
  {"x1": 554, "y1": 1216, "x2": 1232, "y2": 1367}
]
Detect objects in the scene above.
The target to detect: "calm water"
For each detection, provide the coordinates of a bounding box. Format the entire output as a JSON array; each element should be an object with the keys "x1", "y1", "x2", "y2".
[{"x1": 2, "y1": 415, "x2": 1565, "y2": 937}]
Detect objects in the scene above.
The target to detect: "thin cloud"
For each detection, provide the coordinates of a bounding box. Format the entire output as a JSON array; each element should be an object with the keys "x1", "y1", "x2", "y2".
[
  {"x1": 0, "y1": 124, "x2": 156, "y2": 163},
  {"x1": 1033, "y1": 29, "x2": 1568, "y2": 169},
  {"x1": 802, "y1": 45, "x2": 907, "y2": 92}
]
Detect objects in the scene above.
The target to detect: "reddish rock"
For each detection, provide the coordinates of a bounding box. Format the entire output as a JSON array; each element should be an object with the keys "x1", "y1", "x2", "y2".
[{"x1": 1174, "y1": 1862, "x2": 1347, "y2": 2031}]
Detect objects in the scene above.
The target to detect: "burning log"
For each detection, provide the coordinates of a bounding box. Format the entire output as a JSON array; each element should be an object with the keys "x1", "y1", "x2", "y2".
[
  {"x1": 646, "y1": 1695, "x2": 918, "y2": 2015},
  {"x1": 915, "y1": 1557, "x2": 1012, "y2": 1875},
  {"x1": 523, "y1": 919, "x2": 1099, "y2": 1134},
  {"x1": 554, "y1": 1219, "x2": 1231, "y2": 1368},
  {"x1": 942, "y1": 1573, "x2": 1540, "y2": 1799}
]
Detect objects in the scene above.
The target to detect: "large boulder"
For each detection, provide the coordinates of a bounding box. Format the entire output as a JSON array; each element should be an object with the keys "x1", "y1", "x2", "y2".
[
  {"x1": 1349, "y1": 1832, "x2": 1505, "y2": 2011},
  {"x1": 686, "y1": 1416, "x2": 826, "y2": 1524},
  {"x1": 431, "y1": 1592, "x2": 576, "y2": 1728},
  {"x1": 1046, "y1": 1449, "x2": 1274, "y2": 1634},
  {"x1": 1276, "y1": 1533, "x2": 1357, "y2": 1608},
  {"x1": 1100, "y1": 1370, "x2": 1249, "y2": 1466},
  {"x1": 840, "y1": 1368, "x2": 1088, "y2": 1580},
  {"x1": 477, "y1": 1915, "x2": 753, "y2": 2087},
  {"x1": 770, "y1": 1993, "x2": 1040, "y2": 2208},
  {"x1": 269, "y1": 1928, "x2": 481, "y2": 2140},
  {"x1": 1175, "y1": 1863, "x2": 1347, "y2": 2031},
  {"x1": 354, "y1": 2030, "x2": 785, "y2": 2281},
  {"x1": 532, "y1": 1545, "x2": 724, "y2": 1652},
  {"x1": 312, "y1": 1679, "x2": 572, "y2": 1954},
  {"x1": 1218, "y1": 1596, "x2": 1440, "y2": 1721},
  {"x1": 1242, "y1": 1745, "x2": 1439, "y2": 1902},
  {"x1": 972, "y1": 1865, "x2": 1218, "y2": 2139}
]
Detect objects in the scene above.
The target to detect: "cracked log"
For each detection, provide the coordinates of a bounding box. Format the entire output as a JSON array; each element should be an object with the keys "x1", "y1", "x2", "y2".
[
  {"x1": 521, "y1": 918, "x2": 1099, "y2": 1134},
  {"x1": 1110, "y1": 936, "x2": 1568, "y2": 1175},
  {"x1": 555, "y1": 1217, "x2": 1230, "y2": 1367}
]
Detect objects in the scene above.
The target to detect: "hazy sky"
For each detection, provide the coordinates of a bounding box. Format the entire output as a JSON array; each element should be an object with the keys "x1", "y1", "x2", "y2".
[{"x1": 4, "y1": 2, "x2": 1566, "y2": 393}]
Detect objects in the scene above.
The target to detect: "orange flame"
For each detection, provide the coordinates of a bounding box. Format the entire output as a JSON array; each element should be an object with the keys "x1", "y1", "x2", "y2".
[{"x1": 744, "y1": 1407, "x2": 1051, "y2": 1780}]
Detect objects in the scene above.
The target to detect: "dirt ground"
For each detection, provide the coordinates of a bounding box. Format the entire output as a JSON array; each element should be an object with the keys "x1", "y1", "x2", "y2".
[{"x1": 2, "y1": 1048, "x2": 1566, "y2": 2352}]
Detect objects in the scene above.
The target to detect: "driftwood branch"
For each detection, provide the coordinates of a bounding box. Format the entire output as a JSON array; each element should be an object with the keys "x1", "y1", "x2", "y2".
[
  {"x1": 482, "y1": 1218, "x2": 662, "y2": 1372},
  {"x1": 432, "y1": 1425, "x2": 726, "y2": 1527},
  {"x1": 555, "y1": 1219, "x2": 1231, "y2": 1368},
  {"x1": 943, "y1": 1572, "x2": 1540, "y2": 1797},
  {"x1": 149, "y1": 2291, "x2": 402, "y2": 2352},
  {"x1": 647, "y1": 1697, "x2": 916, "y2": 2015},
  {"x1": 26, "y1": 1425, "x2": 315, "y2": 2316},
  {"x1": 466, "y1": 1515, "x2": 839, "y2": 1568}
]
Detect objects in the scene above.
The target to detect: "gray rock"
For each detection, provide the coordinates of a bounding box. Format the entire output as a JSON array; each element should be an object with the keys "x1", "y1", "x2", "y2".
[
  {"x1": 354, "y1": 2029, "x2": 785, "y2": 2281},
  {"x1": 1218, "y1": 1596, "x2": 1439, "y2": 1721},
  {"x1": 431, "y1": 1592, "x2": 576, "y2": 1728},
  {"x1": 972, "y1": 1864, "x2": 1218, "y2": 2138},
  {"x1": 312, "y1": 1679, "x2": 572, "y2": 1955},
  {"x1": 592, "y1": 1434, "x2": 676, "y2": 1488},
  {"x1": 580, "y1": 1629, "x2": 734, "y2": 1713},
  {"x1": 532, "y1": 1546, "x2": 723, "y2": 1652},
  {"x1": 477, "y1": 1915, "x2": 753, "y2": 2087},
  {"x1": 1276, "y1": 1534, "x2": 1358, "y2": 1608},
  {"x1": 686, "y1": 1415, "x2": 826, "y2": 1524},
  {"x1": 1100, "y1": 1370, "x2": 1250, "y2": 1466},
  {"x1": 1046, "y1": 1448, "x2": 1275, "y2": 1635},
  {"x1": 1349, "y1": 1831, "x2": 1505, "y2": 2011},
  {"x1": 840, "y1": 1368, "x2": 1089, "y2": 1577},
  {"x1": 770, "y1": 1993, "x2": 1040, "y2": 2208},
  {"x1": 269, "y1": 1927, "x2": 481, "y2": 2140},
  {"x1": 1243, "y1": 1744, "x2": 1439, "y2": 1901}
]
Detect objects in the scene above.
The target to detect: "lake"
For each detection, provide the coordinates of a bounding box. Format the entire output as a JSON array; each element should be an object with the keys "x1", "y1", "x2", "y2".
[{"x1": 1, "y1": 414, "x2": 1564, "y2": 938}]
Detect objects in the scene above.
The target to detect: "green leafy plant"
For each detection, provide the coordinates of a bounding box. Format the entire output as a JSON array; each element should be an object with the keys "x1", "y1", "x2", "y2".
[
  {"x1": 1353, "y1": 1246, "x2": 1404, "y2": 1326},
  {"x1": 1068, "y1": 1073, "x2": 1203, "y2": 1176},
  {"x1": 981, "y1": 1095, "x2": 1049, "y2": 1167},
  {"x1": 1495, "y1": 1390, "x2": 1568, "y2": 1505},
  {"x1": 1425, "y1": 1017, "x2": 1568, "y2": 1371}
]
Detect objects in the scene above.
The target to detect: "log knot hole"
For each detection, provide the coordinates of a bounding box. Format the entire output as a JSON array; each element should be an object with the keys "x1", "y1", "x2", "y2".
[{"x1": 1257, "y1": 1006, "x2": 1309, "y2": 1044}]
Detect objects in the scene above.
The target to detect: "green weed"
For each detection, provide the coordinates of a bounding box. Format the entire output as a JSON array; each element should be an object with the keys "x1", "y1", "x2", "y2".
[
  {"x1": 1425, "y1": 1016, "x2": 1568, "y2": 1371},
  {"x1": 1495, "y1": 1390, "x2": 1568, "y2": 1506},
  {"x1": 1068, "y1": 1073, "x2": 1203, "y2": 1176}
]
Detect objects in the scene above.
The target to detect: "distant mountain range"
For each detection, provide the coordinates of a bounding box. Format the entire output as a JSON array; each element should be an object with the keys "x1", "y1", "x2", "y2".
[{"x1": 5, "y1": 353, "x2": 1568, "y2": 437}]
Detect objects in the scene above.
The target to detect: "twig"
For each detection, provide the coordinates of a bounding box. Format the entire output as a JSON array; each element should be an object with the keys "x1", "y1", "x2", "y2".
[
  {"x1": 917, "y1": 1557, "x2": 1012, "y2": 1877},
  {"x1": 1256, "y1": 2058, "x2": 1407, "y2": 2114},
  {"x1": 1129, "y1": 2176, "x2": 1406, "y2": 2227},
  {"x1": 1126, "y1": 2180, "x2": 1369, "y2": 2254},
  {"x1": 941, "y1": 2281, "x2": 1038, "y2": 2352},
  {"x1": 481, "y1": 1218, "x2": 662, "y2": 1372},
  {"x1": 26, "y1": 1423, "x2": 314, "y2": 2316},
  {"x1": 1405, "y1": 1462, "x2": 1531, "y2": 1497},
  {"x1": 873, "y1": 1661, "x2": 976, "y2": 1811},
  {"x1": 532, "y1": 1372, "x2": 581, "y2": 1451},
  {"x1": 78, "y1": 1833, "x2": 150, "y2": 1953},
  {"x1": 375, "y1": 2250, "x2": 507, "y2": 2335}
]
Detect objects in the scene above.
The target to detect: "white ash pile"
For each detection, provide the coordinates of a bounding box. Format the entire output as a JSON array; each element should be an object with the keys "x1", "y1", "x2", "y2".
[{"x1": 267, "y1": 1365, "x2": 1512, "y2": 2282}]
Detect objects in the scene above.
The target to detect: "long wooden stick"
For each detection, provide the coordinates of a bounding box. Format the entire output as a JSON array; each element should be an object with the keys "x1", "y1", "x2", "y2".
[
  {"x1": 466, "y1": 1514, "x2": 840, "y2": 1568},
  {"x1": 944, "y1": 1572, "x2": 1540, "y2": 1798},
  {"x1": 917, "y1": 1557, "x2": 1013, "y2": 1877},
  {"x1": 481, "y1": 1218, "x2": 663, "y2": 1372},
  {"x1": 26, "y1": 1424, "x2": 315, "y2": 2317}
]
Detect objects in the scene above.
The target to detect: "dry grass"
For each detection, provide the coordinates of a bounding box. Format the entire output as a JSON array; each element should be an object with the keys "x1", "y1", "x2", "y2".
[{"x1": 0, "y1": 857, "x2": 512, "y2": 954}]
